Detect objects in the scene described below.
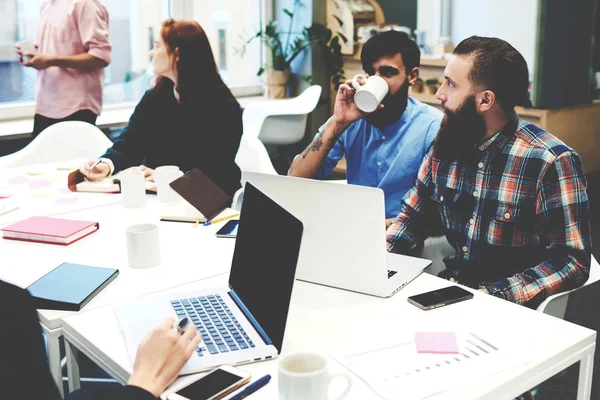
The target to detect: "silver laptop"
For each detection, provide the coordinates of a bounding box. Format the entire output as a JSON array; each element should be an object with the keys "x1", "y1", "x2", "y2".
[
  {"x1": 243, "y1": 172, "x2": 431, "y2": 298},
  {"x1": 115, "y1": 183, "x2": 304, "y2": 374}
]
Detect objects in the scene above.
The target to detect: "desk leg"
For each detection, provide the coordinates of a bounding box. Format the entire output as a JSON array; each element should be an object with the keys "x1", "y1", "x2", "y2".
[
  {"x1": 46, "y1": 332, "x2": 64, "y2": 398},
  {"x1": 66, "y1": 338, "x2": 82, "y2": 392},
  {"x1": 577, "y1": 349, "x2": 595, "y2": 400}
]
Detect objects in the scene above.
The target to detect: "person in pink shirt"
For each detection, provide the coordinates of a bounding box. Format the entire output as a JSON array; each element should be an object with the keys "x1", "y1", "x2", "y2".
[{"x1": 15, "y1": 0, "x2": 112, "y2": 137}]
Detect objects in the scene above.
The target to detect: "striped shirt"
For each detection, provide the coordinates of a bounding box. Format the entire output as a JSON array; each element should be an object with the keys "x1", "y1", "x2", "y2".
[{"x1": 386, "y1": 116, "x2": 591, "y2": 307}]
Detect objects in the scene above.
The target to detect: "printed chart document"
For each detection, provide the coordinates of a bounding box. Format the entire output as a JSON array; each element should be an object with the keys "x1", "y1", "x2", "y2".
[{"x1": 335, "y1": 332, "x2": 530, "y2": 400}]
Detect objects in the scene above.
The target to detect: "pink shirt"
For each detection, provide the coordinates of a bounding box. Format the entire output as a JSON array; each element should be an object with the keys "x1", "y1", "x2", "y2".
[{"x1": 36, "y1": 0, "x2": 111, "y2": 119}]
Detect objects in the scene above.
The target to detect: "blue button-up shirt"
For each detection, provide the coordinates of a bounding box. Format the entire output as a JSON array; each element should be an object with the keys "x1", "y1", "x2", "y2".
[{"x1": 315, "y1": 98, "x2": 442, "y2": 218}]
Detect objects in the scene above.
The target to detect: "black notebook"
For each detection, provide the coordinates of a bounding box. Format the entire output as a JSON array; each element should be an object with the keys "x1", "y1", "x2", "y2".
[{"x1": 26, "y1": 262, "x2": 119, "y2": 311}]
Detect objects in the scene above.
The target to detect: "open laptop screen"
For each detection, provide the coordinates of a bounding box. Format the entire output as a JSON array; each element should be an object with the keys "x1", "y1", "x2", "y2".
[{"x1": 228, "y1": 182, "x2": 303, "y2": 352}]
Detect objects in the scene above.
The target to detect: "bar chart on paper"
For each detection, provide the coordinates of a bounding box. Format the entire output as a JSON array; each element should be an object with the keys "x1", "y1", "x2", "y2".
[{"x1": 336, "y1": 332, "x2": 529, "y2": 400}]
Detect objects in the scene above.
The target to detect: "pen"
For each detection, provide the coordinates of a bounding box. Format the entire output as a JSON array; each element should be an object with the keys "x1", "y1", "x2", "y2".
[
  {"x1": 87, "y1": 159, "x2": 103, "y2": 172},
  {"x1": 203, "y1": 213, "x2": 240, "y2": 226},
  {"x1": 229, "y1": 374, "x2": 271, "y2": 400},
  {"x1": 175, "y1": 317, "x2": 189, "y2": 334}
]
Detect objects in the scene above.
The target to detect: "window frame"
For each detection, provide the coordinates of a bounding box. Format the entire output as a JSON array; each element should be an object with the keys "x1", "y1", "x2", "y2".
[{"x1": 0, "y1": 0, "x2": 269, "y2": 123}]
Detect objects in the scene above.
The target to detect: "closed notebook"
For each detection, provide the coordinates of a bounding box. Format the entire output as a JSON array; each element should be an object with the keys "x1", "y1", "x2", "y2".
[
  {"x1": 27, "y1": 262, "x2": 119, "y2": 311},
  {"x1": 1, "y1": 216, "x2": 99, "y2": 245},
  {"x1": 167, "y1": 168, "x2": 232, "y2": 222}
]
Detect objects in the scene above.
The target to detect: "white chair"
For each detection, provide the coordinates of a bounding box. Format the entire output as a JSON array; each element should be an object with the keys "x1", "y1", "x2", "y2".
[
  {"x1": 232, "y1": 134, "x2": 278, "y2": 210},
  {"x1": 0, "y1": 121, "x2": 112, "y2": 169},
  {"x1": 420, "y1": 235, "x2": 600, "y2": 319},
  {"x1": 243, "y1": 85, "x2": 322, "y2": 145}
]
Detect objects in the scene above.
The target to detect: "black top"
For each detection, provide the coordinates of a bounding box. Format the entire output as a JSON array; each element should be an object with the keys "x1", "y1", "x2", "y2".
[
  {"x1": 103, "y1": 81, "x2": 243, "y2": 195},
  {"x1": 0, "y1": 280, "x2": 157, "y2": 400}
]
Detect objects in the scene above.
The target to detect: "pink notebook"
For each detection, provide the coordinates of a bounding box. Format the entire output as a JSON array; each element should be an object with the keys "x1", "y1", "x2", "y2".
[
  {"x1": 1, "y1": 216, "x2": 99, "y2": 245},
  {"x1": 415, "y1": 332, "x2": 460, "y2": 354}
]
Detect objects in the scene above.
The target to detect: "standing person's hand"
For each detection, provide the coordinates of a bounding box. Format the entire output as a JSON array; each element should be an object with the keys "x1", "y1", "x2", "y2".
[
  {"x1": 80, "y1": 160, "x2": 110, "y2": 181},
  {"x1": 20, "y1": 50, "x2": 53, "y2": 70},
  {"x1": 128, "y1": 318, "x2": 202, "y2": 397}
]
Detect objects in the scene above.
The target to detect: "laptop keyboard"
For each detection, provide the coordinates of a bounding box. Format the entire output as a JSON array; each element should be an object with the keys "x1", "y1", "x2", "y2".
[
  {"x1": 387, "y1": 270, "x2": 398, "y2": 279},
  {"x1": 170, "y1": 294, "x2": 254, "y2": 357}
]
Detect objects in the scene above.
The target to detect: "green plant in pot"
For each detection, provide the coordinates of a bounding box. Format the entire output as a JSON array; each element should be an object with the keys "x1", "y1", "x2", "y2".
[{"x1": 238, "y1": 0, "x2": 345, "y2": 98}]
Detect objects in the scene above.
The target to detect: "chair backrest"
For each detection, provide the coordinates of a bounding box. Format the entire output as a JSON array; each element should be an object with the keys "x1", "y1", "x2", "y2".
[
  {"x1": 0, "y1": 121, "x2": 112, "y2": 169},
  {"x1": 536, "y1": 254, "x2": 600, "y2": 319},
  {"x1": 242, "y1": 85, "x2": 322, "y2": 145},
  {"x1": 235, "y1": 134, "x2": 277, "y2": 175}
]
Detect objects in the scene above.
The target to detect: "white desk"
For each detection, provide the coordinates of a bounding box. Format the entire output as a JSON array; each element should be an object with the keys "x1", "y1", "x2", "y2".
[
  {"x1": 62, "y1": 272, "x2": 596, "y2": 399},
  {"x1": 0, "y1": 196, "x2": 238, "y2": 396}
]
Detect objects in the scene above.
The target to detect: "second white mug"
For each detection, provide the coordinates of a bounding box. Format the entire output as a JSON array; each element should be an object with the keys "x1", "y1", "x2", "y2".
[
  {"x1": 154, "y1": 165, "x2": 183, "y2": 203},
  {"x1": 351, "y1": 74, "x2": 389, "y2": 113},
  {"x1": 279, "y1": 352, "x2": 351, "y2": 400},
  {"x1": 120, "y1": 169, "x2": 147, "y2": 208},
  {"x1": 126, "y1": 223, "x2": 161, "y2": 269}
]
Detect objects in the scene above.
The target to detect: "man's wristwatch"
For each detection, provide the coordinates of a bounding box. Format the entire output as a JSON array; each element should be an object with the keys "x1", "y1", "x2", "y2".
[{"x1": 484, "y1": 283, "x2": 506, "y2": 300}]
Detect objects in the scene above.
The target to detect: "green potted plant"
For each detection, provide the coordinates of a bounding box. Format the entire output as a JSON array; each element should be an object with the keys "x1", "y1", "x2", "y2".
[{"x1": 238, "y1": 0, "x2": 345, "y2": 98}]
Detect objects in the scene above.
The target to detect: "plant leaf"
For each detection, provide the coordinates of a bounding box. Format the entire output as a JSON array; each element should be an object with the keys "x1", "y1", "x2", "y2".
[
  {"x1": 283, "y1": 8, "x2": 293, "y2": 18},
  {"x1": 257, "y1": 67, "x2": 265, "y2": 76}
]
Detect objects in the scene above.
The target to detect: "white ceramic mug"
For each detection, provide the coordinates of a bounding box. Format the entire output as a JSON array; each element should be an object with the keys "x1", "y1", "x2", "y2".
[
  {"x1": 154, "y1": 166, "x2": 183, "y2": 203},
  {"x1": 279, "y1": 352, "x2": 351, "y2": 400},
  {"x1": 120, "y1": 169, "x2": 147, "y2": 208},
  {"x1": 16, "y1": 40, "x2": 35, "y2": 62},
  {"x1": 126, "y1": 224, "x2": 161, "y2": 269},
  {"x1": 352, "y1": 74, "x2": 389, "y2": 113}
]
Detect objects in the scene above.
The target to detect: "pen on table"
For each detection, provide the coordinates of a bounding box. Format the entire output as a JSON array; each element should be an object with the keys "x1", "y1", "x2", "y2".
[
  {"x1": 203, "y1": 213, "x2": 240, "y2": 226},
  {"x1": 229, "y1": 374, "x2": 271, "y2": 400}
]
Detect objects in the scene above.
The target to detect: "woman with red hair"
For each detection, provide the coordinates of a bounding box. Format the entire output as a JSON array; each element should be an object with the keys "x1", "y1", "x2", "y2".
[{"x1": 81, "y1": 19, "x2": 242, "y2": 195}]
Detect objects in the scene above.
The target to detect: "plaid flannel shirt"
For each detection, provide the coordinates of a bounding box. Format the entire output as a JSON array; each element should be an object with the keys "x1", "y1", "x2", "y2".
[{"x1": 386, "y1": 116, "x2": 591, "y2": 307}]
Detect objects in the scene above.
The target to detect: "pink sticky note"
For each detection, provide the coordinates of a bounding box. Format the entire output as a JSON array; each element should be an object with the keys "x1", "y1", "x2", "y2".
[
  {"x1": 7, "y1": 175, "x2": 27, "y2": 185},
  {"x1": 59, "y1": 187, "x2": 73, "y2": 194},
  {"x1": 0, "y1": 193, "x2": 13, "y2": 199},
  {"x1": 28, "y1": 179, "x2": 52, "y2": 189},
  {"x1": 55, "y1": 195, "x2": 79, "y2": 205},
  {"x1": 415, "y1": 332, "x2": 459, "y2": 354}
]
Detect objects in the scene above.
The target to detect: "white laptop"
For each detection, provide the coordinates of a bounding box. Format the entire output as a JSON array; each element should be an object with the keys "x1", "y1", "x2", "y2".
[
  {"x1": 243, "y1": 172, "x2": 431, "y2": 298},
  {"x1": 115, "y1": 182, "x2": 304, "y2": 374}
]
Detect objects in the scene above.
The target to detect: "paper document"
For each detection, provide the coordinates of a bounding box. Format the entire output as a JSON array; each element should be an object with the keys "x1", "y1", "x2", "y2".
[{"x1": 335, "y1": 332, "x2": 530, "y2": 400}]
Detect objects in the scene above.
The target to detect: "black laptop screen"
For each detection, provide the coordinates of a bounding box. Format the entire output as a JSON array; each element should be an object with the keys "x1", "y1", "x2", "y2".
[{"x1": 228, "y1": 182, "x2": 303, "y2": 352}]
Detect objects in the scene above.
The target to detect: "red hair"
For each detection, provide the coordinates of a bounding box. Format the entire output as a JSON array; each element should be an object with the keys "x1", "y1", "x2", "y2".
[{"x1": 154, "y1": 19, "x2": 232, "y2": 105}]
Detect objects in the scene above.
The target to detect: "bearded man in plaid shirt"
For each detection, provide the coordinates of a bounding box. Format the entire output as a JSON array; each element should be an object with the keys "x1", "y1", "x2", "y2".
[{"x1": 386, "y1": 36, "x2": 591, "y2": 308}]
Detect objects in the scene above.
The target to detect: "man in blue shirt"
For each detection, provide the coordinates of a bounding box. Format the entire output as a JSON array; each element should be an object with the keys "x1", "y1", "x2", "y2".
[{"x1": 289, "y1": 31, "x2": 442, "y2": 226}]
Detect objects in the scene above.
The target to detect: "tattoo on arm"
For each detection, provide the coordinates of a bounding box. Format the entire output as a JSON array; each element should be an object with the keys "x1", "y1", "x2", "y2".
[
  {"x1": 328, "y1": 126, "x2": 344, "y2": 146},
  {"x1": 302, "y1": 134, "x2": 324, "y2": 158}
]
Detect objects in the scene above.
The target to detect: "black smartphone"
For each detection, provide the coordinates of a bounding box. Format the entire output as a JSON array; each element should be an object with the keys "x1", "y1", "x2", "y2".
[
  {"x1": 215, "y1": 219, "x2": 239, "y2": 238},
  {"x1": 167, "y1": 365, "x2": 250, "y2": 400},
  {"x1": 407, "y1": 285, "x2": 474, "y2": 310}
]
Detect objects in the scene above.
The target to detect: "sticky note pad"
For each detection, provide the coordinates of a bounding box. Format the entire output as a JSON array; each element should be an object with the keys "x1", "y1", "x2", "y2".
[
  {"x1": 28, "y1": 179, "x2": 52, "y2": 189},
  {"x1": 7, "y1": 176, "x2": 27, "y2": 185},
  {"x1": 415, "y1": 332, "x2": 459, "y2": 354}
]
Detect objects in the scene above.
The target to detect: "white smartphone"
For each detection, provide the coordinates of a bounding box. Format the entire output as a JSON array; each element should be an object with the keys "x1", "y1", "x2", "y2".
[{"x1": 165, "y1": 365, "x2": 250, "y2": 400}]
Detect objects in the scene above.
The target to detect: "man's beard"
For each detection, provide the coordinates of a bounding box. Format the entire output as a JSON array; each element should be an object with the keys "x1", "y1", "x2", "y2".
[
  {"x1": 365, "y1": 79, "x2": 409, "y2": 129},
  {"x1": 432, "y1": 95, "x2": 487, "y2": 164}
]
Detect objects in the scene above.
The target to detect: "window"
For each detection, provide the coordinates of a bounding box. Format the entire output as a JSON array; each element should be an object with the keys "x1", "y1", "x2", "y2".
[
  {"x1": 0, "y1": 0, "x2": 266, "y2": 121},
  {"x1": 187, "y1": 0, "x2": 265, "y2": 92}
]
